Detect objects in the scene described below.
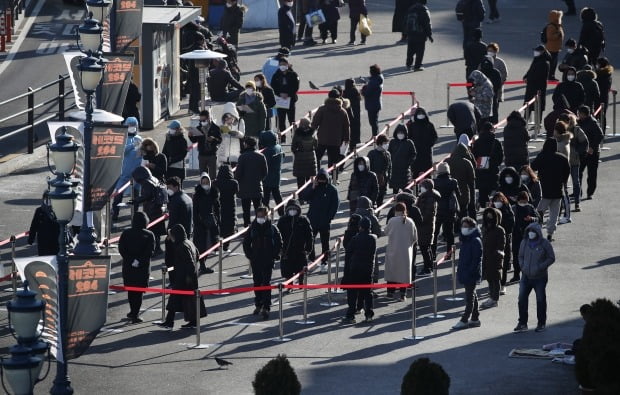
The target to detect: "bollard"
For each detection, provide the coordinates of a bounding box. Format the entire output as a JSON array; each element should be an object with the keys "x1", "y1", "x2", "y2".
[
  {"x1": 613, "y1": 90, "x2": 617, "y2": 136},
  {"x1": 272, "y1": 283, "x2": 292, "y2": 342},
  {"x1": 333, "y1": 166, "x2": 339, "y2": 185},
  {"x1": 320, "y1": 252, "x2": 339, "y2": 307},
  {"x1": 6, "y1": 8, "x2": 11, "y2": 43},
  {"x1": 159, "y1": 267, "x2": 167, "y2": 323},
  {"x1": 333, "y1": 242, "x2": 345, "y2": 294},
  {"x1": 403, "y1": 283, "x2": 424, "y2": 341},
  {"x1": 445, "y1": 246, "x2": 463, "y2": 302},
  {"x1": 295, "y1": 267, "x2": 315, "y2": 325},
  {"x1": 441, "y1": 83, "x2": 451, "y2": 128},
  {"x1": 10, "y1": 235, "x2": 17, "y2": 296},
  {"x1": 426, "y1": 257, "x2": 445, "y2": 319}
]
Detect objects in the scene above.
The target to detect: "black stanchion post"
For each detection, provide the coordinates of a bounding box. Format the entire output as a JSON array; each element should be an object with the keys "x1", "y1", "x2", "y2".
[
  {"x1": 295, "y1": 266, "x2": 315, "y2": 325},
  {"x1": 613, "y1": 90, "x2": 617, "y2": 136},
  {"x1": 158, "y1": 267, "x2": 166, "y2": 323},
  {"x1": 272, "y1": 283, "x2": 292, "y2": 342},
  {"x1": 10, "y1": 235, "x2": 16, "y2": 296},
  {"x1": 130, "y1": 180, "x2": 135, "y2": 217},
  {"x1": 104, "y1": 201, "x2": 111, "y2": 256},
  {"x1": 441, "y1": 83, "x2": 451, "y2": 128},
  {"x1": 403, "y1": 283, "x2": 424, "y2": 341}
]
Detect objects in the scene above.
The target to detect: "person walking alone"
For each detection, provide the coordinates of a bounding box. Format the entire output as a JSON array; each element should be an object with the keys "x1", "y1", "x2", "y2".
[{"x1": 404, "y1": 0, "x2": 433, "y2": 72}]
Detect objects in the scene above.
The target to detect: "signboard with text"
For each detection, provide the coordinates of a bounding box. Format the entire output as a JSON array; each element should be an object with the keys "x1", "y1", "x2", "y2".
[
  {"x1": 100, "y1": 53, "x2": 134, "y2": 117},
  {"x1": 86, "y1": 126, "x2": 127, "y2": 211}
]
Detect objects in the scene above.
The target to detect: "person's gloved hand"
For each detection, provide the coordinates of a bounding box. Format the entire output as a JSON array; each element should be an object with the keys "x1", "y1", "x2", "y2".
[{"x1": 132, "y1": 259, "x2": 140, "y2": 268}]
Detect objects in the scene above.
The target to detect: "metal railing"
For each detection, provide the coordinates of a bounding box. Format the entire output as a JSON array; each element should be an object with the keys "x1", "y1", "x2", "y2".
[{"x1": 0, "y1": 74, "x2": 76, "y2": 153}]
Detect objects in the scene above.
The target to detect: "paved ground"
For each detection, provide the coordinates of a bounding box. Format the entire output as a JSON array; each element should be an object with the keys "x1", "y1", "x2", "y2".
[{"x1": 1, "y1": 0, "x2": 619, "y2": 393}]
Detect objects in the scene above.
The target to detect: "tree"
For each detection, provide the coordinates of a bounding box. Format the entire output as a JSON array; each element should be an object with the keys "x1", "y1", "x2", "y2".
[{"x1": 253, "y1": 354, "x2": 301, "y2": 395}]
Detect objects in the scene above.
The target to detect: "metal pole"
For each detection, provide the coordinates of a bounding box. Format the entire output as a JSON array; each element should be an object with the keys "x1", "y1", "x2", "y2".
[
  {"x1": 403, "y1": 283, "x2": 424, "y2": 341},
  {"x1": 333, "y1": 242, "x2": 344, "y2": 294},
  {"x1": 160, "y1": 267, "x2": 166, "y2": 323},
  {"x1": 58, "y1": 75, "x2": 65, "y2": 121},
  {"x1": 320, "y1": 252, "x2": 339, "y2": 307},
  {"x1": 10, "y1": 235, "x2": 16, "y2": 297},
  {"x1": 218, "y1": 237, "x2": 223, "y2": 291},
  {"x1": 295, "y1": 266, "x2": 315, "y2": 325},
  {"x1": 613, "y1": 90, "x2": 617, "y2": 136},
  {"x1": 187, "y1": 261, "x2": 209, "y2": 349},
  {"x1": 104, "y1": 201, "x2": 111, "y2": 256},
  {"x1": 27, "y1": 87, "x2": 34, "y2": 154},
  {"x1": 426, "y1": 257, "x2": 445, "y2": 319},
  {"x1": 534, "y1": 91, "x2": 541, "y2": 139},
  {"x1": 441, "y1": 83, "x2": 451, "y2": 128},
  {"x1": 130, "y1": 179, "x2": 135, "y2": 218},
  {"x1": 445, "y1": 246, "x2": 463, "y2": 302},
  {"x1": 272, "y1": 283, "x2": 291, "y2": 342}
]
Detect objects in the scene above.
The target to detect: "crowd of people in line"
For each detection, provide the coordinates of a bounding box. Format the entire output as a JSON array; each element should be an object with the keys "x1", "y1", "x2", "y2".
[{"x1": 24, "y1": 1, "x2": 614, "y2": 332}]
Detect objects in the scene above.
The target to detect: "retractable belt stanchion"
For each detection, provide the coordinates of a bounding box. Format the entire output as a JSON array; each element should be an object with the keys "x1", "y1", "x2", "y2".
[
  {"x1": 426, "y1": 257, "x2": 445, "y2": 319},
  {"x1": 156, "y1": 266, "x2": 167, "y2": 324},
  {"x1": 403, "y1": 283, "x2": 424, "y2": 341},
  {"x1": 104, "y1": 201, "x2": 111, "y2": 256},
  {"x1": 320, "y1": 249, "x2": 339, "y2": 307},
  {"x1": 217, "y1": 237, "x2": 229, "y2": 295},
  {"x1": 532, "y1": 91, "x2": 544, "y2": 142},
  {"x1": 613, "y1": 90, "x2": 617, "y2": 136},
  {"x1": 10, "y1": 235, "x2": 17, "y2": 296},
  {"x1": 130, "y1": 180, "x2": 135, "y2": 217},
  {"x1": 187, "y1": 260, "x2": 210, "y2": 349},
  {"x1": 441, "y1": 83, "x2": 451, "y2": 128},
  {"x1": 333, "y1": 241, "x2": 345, "y2": 294},
  {"x1": 445, "y1": 246, "x2": 462, "y2": 302},
  {"x1": 295, "y1": 266, "x2": 315, "y2": 325},
  {"x1": 272, "y1": 283, "x2": 292, "y2": 342}
]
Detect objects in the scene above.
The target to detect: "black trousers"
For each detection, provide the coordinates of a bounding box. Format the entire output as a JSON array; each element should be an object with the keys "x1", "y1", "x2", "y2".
[
  {"x1": 263, "y1": 186, "x2": 284, "y2": 216},
  {"x1": 512, "y1": 231, "x2": 523, "y2": 278},
  {"x1": 432, "y1": 215, "x2": 455, "y2": 257},
  {"x1": 279, "y1": 32, "x2": 295, "y2": 49},
  {"x1": 297, "y1": 176, "x2": 311, "y2": 190},
  {"x1": 488, "y1": 0, "x2": 499, "y2": 19},
  {"x1": 310, "y1": 226, "x2": 330, "y2": 263},
  {"x1": 579, "y1": 152, "x2": 600, "y2": 197},
  {"x1": 461, "y1": 283, "x2": 479, "y2": 322},
  {"x1": 406, "y1": 39, "x2": 426, "y2": 69},
  {"x1": 549, "y1": 51, "x2": 559, "y2": 79},
  {"x1": 491, "y1": 96, "x2": 499, "y2": 124},
  {"x1": 346, "y1": 287, "x2": 373, "y2": 318},
  {"x1": 315, "y1": 144, "x2": 341, "y2": 168},
  {"x1": 241, "y1": 197, "x2": 262, "y2": 226},
  {"x1": 319, "y1": 21, "x2": 338, "y2": 41},
  {"x1": 349, "y1": 16, "x2": 367, "y2": 43},
  {"x1": 277, "y1": 104, "x2": 296, "y2": 133},
  {"x1": 128, "y1": 291, "x2": 143, "y2": 317},
  {"x1": 462, "y1": 24, "x2": 478, "y2": 51},
  {"x1": 251, "y1": 262, "x2": 273, "y2": 311},
  {"x1": 368, "y1": 109, "x2": 380, "y2": 136},
  {"x1": 420, "y1": 243, "x2": 434, "y2": 271},
  {"x1": 501, "y1": 233, "x2": 512, "y2": 285}
]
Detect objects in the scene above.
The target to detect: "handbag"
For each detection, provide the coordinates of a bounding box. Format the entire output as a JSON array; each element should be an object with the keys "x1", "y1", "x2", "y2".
[
  {"x1": 305, "y1": 9, "x2": 326, "y2": 27},
  {"x1": 358, "y1": 15, "x2": 372, "y2": 36}
]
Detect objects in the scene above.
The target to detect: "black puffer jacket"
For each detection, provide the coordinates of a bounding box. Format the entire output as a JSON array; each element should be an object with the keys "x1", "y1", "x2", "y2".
[
  {"x1": 386, "y1": 192, "x2": 423, "y2": 231},
  {"x1": 235, "y1": 146, "x2": 267, "y2": 199},
  {"x1": 407, "y1": 108, "x2": 437, "y2": 176},
  {"x1": 119, "y1": 212, "x2": 155, "y2": 287},
  {"x1": 388, "y1": 125, "x2": 416, "y2": 190},
  {"x1": 497, "y1": 167, "x2": 530, "y2": 204},
  {"x1": 577, "y1": 69, "x2": 601, "y2": 111},
  {"x1": 168, "y1": 190, "x2": 193, "y2": 237},
  {"x1": 243, "y1": 218, "x2": 283, "y2": 266},
  {"x1": 344, "y1": 229, "x2": 377, "y2": 284},
  {"x1": 188, "y1": 121, "x2": 222, "y2": 156},
  {"x1": 446, "y1": 143, "x2": 475, "y2": 210},
  {"x1": 502, "y1": 111, "x2": 530, "y2": 169},
  {"x1": 472, "y1": 130, "x2": 504, "y2": 191},
  {"x1": 481, "y1": 207, "x2": 505, "y2": 275},
  {"x1": 530, "y1": 138, "x2": 570, "y2": 199},
  {"x1": 162, "y1": 132, "x2": 189, "y2": 179},
  {"x1": 434, "y1": 173, "x2": 461, "y2": 219},
  {"x1": 347, "y1": 156, "x2": 378, "y2": 203},
  {"x1": 552, "y1": 68, "x2": 585, "y2": 112},
  {"x1": 292, "y1": 126, "x2": 318, "y2": 178},
  {"x1": 132, "y1": 166, "x2": 166, "y2": 236},
  {"x1": 277, "y1": 200, "x2": 313, "y2": 278},
  {"x1": 192, "y1": 181, "x2": 221, "y2": 244},
  {"x1": 28, "y1": 203, "x2": 60, "y2": 256},
  {"x1": 212, "y1": 165, "x2": 239, "y2": 237},
  {"x1": 415, "y1": 179, "x2": 440, "y2": 246},
  {"x1": 367, "y1": 146, "x2": 391, "y2": 190}
]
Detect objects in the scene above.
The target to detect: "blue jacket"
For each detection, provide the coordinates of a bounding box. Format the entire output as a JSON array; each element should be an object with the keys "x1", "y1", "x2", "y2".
[
  {"x1": 116, "y1": 133, "x2": 143, "y2": 194},
  {"x1": 362, "y1": 74, "x2": 384, "y2": 112},
  {"x1": 300, "y1": 168, "x2": 340, "y2": 230},
  {"x1": 457, "y1": 227, "x2": 482, "y2": 285},
  {"x1": 259, "y1": 130, "x2": 283, "y2": 188}
]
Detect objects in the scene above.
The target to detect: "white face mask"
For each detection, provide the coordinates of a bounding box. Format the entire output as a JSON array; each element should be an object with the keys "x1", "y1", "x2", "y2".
[
  {"x1": 168, "y1": 129, "x2": 176, "y2": 135},
  {"x1": 416, "y1": 114, "x2": 426, "y2": 120},
  {"x1": 419, "y1": 186, "x2": 427, "y2": 194},
  {"x1": 381, "y1": 143, "x2": 389, "y2": 150},
  {"x1": 567, "y1": 48, "x2": 574, "y2": 54},
  {"x1": 287, "y1": 209, "x2": 298, "y2": 217},
  {"x1": 397, "y1": 133, "x2": 405, "y2": 140},
  {"x1": 256, "y1": 217, "x2": 266, "y2": 224},
  {"x1": 518, "y1": 202, "x2": 528, "y2": 207},
  {"x1": 254, "y1": 80, "x2": 262, "y2": 88},
  {"x1": 285, "y1": 1, "x2": 293, "y2": 6},
  {"x1": 226, "y1": 2, "x2": 233, "y2": 7},
  {"x1": 567, "y1": 75, "x2": 576, "y2": 82},
  {"x1": 245, "y1": 88, "x2": 254, "y2": 95},
  {"x1": 279, "y1": 65, "x2": 288, "y2": 72},
  {"x1": 167, "y1": 188, "x2": 175, "y2": 196},
  {"x1": 528, "y1": 231, "x2": 537, "y2": 240},
  {"x1": 504, "y1": 176, "x2": 514, "y2": 184},
  {"x1": 128, "y1": 126, "x2": 137, "y2": 134},
  {"x1": 520, "y1": 174, "x2": 529, "y2": 182},
  {"x1": 487, "y1": 51, "x2": 496, "y2": 57},
  {"x1": 395, "y1": 211, "x2": 405, "y2": 217},
  {"x1": 534, "y1": 51, "x2": 541, "y2": 57},
  {"x1": 357, "y1": 164, "x2": 365, "y2": 172},
  {"x1": 461, "y1": 227, "x2": 474, "y2": 236},
  {"x1": 493, "y1": 201, "x2": 503, "y2": 209},
  {"x1": 201, "y1": 184, "x2": 210, "y2": 191}
]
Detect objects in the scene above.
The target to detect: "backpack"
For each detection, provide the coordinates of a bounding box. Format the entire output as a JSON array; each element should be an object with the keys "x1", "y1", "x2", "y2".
[
  {"x1": 406, "y1": 7, "x2": 424, "y2": 34},
  {"x1": 153, "y1": 183, "x2": 169, "y2": 206},
  {"x1": 540, "y1": 25, "x2": 548, "y2": 44},
  {"x1": 455, "y1": 0, "x2": 466, "y2": 21}
]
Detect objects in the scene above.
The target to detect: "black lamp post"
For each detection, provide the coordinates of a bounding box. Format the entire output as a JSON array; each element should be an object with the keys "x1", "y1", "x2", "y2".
[{"x1": 46, "y1": 127, "x2": 79, "y2": 395}]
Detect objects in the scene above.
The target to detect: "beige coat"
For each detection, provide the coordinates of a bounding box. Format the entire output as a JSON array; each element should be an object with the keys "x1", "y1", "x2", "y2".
[{"x1": 384, "y1": 216, "x2": 417, "y2": 284}]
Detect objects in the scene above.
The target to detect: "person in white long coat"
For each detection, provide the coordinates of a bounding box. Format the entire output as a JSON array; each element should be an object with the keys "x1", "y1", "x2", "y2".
[
  {"x1": 384, "y1": 202, "x2": 418, "y2": 301},
  {"x1": 217, "y1": 102, "x2": 245, "y2": 167}
]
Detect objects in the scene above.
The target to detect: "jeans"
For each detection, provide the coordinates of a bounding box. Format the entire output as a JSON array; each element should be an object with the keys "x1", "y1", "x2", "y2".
[
  {"x1": 517, "y1": 274, "x2": 548, "y2": 326},
  {"x1": 310, "y1": 226, "x2": 330, "y2": 264},
  {"x1": 346, "y1": 288, "x2": 373, "y2": 319},
  {"x1": 461, "y1": 283, "x2": 479, "y2": 322},
  {"x1": 405, "y1": 39, "x2": 425, "y2": 69},
  {"x1": 560, "y1": 186, "x2": 571, "y2": 219},
  {"x1": 501, "y1": 232, "x2": 512, "y2": 285},
  {"x1": 579, "y1": 152, "x2": 599, "y2": 198},
  {"x1": 570, "y1": 165, "x2": 581, "y2": 205},
  {"x1": 537, "y1": 198, "x2": 561, "y2": 236},
  {"x1": 251, "y1": 262, "x2": 273, "y2": 311},
  {"x1": 367, "y1": 109, "x2": 380, "y2": 137},
  {"x1": 241, "y1": 197, "x2": 262, "y2": 226},
  {"x1": 262, "y1": 186, "x2": 284, "y2": 216}
]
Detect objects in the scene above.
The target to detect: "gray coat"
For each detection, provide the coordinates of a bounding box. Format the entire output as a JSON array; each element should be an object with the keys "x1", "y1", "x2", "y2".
[{"x1": 519, "y1": 223, "x2": 555, "y2": 279}]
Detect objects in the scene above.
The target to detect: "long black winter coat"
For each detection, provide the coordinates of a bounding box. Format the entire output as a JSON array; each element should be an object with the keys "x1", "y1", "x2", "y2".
[
  {"x1": 512, "y1": 203, "x2": 540, "y2": 238},
  {"x1": 278, "y1": 5, "x2": 296, "y2": 47},
  {"x1": 243, "y1": 220, "x2": 283, "y2": 268},
  {"x1": 495, "y1": 202, "x2": 515, "y2": 235},
  {"x1": 578, "y1": 115, "x2": 604, "y2": 153},
  {"x1": 434, "y1": 173, "x2": 461, "y2": 219},
  {"x1": 502, "y1": 112, "x2": 530, "y2": 169},
  {"x1": 472, "y1": 131, "x2": 504, "y2": 193},
  {"x1": 168, "y1": 191, "x2": 193, "y2": 237},
  {"x1": 530, "y1": 139, "x2": 570, "y2": 199},
  {"x1": 166, "y1": 224, "x2": 201, "y2": 321},
  {"x1": 388, "y1": 126, "x2": 416, "y2": 190},
  {"x1": 553, "y1": 75, "x2": 585, "y2": 113},
  {"x1": 415, "y1": 184, "x2": 440, "y2": 246},
  {"x1": 392, "y1": 0, "x2": 414, "y2": 33},
  {"x1": 292, "y1": 127, "x2": 318, "y2": 179},
  {"x1": 347, "y1": 156, "x2": 379, "y2": 203},
  {"x1": 163, "y1": 132, "x2": 189, "y2": 180},
  {"x1": 344, "y1": 230, "x2": 376, "y2": 284},
  {"x1": 447, "y1": 101, "x2": 479, "y2": 138},
  {"x1": 497, "y1": 167, "x2": 530, "y2": 204},
  {"x1": 192, "y1": 184, "x2": 221, "y2": 254},
  {"x1": 524, "y1": 53, "x2": 551, "y2": 111},
  {"x1": 367, "y1": 147, "x2": 391, "y2": 190},
  {"x1": 28, "y1": 203, "x2": 60, "y2": 256},
  {"x1": 343, "y1": 87, "x2": 362, "y2": 146},
  {"x1": 132, "y1": 166, "x2": 166, "y2": 236},
  {"x1": 212, "y1": 165, "x2": 239, "y2": 238},
  {"x1": 235, "y1": 147, "x2": 267, "y2": 199},
  {"x1": 271, "y1": 69, "x2": 300, "y2": 103},
  {"x1": 406, "y1": 110, "x2": 437, "y2": 176},
  {"x1": 277, "y1": 205, "x2": 313, "y2": 278},
  {"x1": 578, "y1": 19, "x2": 605, "y2": 61},
  {"x1": 300, "y1": 169, "x2": 340, "y2": 230},
  {"x1": 596, "y1": 66, "x2": 613, "y2": 106},
  {"x1": 119, "y1": 212, "x2": 155, "y2": 288}
]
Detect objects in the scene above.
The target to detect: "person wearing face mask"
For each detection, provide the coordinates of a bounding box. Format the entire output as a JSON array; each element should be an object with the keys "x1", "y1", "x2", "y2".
[
  {"x1": 478, "y1": 58, "x2": 502, "y2": 124},
  {"x1": 502, "y1": 111, "x2": 530, "y2": 170},
  {"x1": 28, "y1": 191, "x2": 61, "y2": 256},
  {"x1": 235, "y1": 136, "x2": 268, "y2": 226},
  {"x1": 558, "y1": 38, "x2": 588, "y2": 74},
  {"x1": 519, "y1": 165, "x2": 542, "y2": 209},
  {"x1": 140, "y1": 138, "x2": 167, "y2": 182},
  {"x1": 217, "y1": 104, "x2": 246, "y2": 167},
  {"x1": 277, "y1": 199, "x2": 313, "y2": 285},
  {"x1": 367, "y1": 135, "x2": 392, "y2": 206},
  {"x1": 480, "y1": 207, "x2": 505, "y2": 308},
  {"x1": 236, "y1": 81, "x2": 267, "y2": 139},
  {"x1": 312, "y1": 89, "x2": 351, "y2": 172},
  {"x1": 510, "y1": 191, "x2": 540, "y2": 284},
  {"x1": 447, "y1": 141, "x2": 476, "y2": 222},
  {"x1": 192, "y1": 173, "x2": 221, "y2": 275},
  {"x1": 132, "y1": 166, "x2": 167, "y2": 255},
  {"x1": 188, "y1": 110, "x2": 222, "y2": 180},
  {"x1": 552, "y1": 67, "x2": 585, "y2": 113},
  {"x1": 348, "y1": 156, "x2": 378, "y2": 213},
  {"x1": 165, "y1": 176, "x2": 193, "y2": 242},
  {"x1": 212, "y1": 165, "x2": 239, "y2": 252},
  {"x1": 447, "y1": 101, "x2": 480, "y2": 140},
  {"x1": 514, "y1": 223, "x2": 555, "y2": 333},
  {"x1": 472, "y1": 122, "x2": 503, "y2": 208},
  {"x1": 542, "y1": 10, "x2": 564, "y2": 81},
  {"x1": 292, "y1": 117, "x2": 318, "y2": 192},
  {"x1": 253, "y1": 73, "x2": 276, "y2": 130},
  {"x1": 451, "y1": 217, "x2": 482, "y2": 330},
  {"x1": 432, "y1": 162, "x2": 460, "y2": 260},
  {"x1": 259, "y1": 130, "x2": 285, "y2": 217},
  {"x1": 278, "y1": 0, "x2": 296, "y2": 50},
  {"x1": 270, "y1": 58, "x2": 299, "y2": 144},
  {"x1": 112, "y1": 117, "x2": 143, "y2": 221},
  {"x1": 576, "y1": 66, "x2": 600, "y2": 113},
  {"x1": 490, "y1": 192, "x2": 514, "y2": 295},
  {"x1": 162, "y1": 120, "x2": 189, "y2": 185},
  {"x1": 384, "y1": 203, "x2": 417, "y2": 301},
  {"x1": 221, "y1": 0, "x2": 245, "y2": 47},
  {"x1": 388, "y1": 124, "x2": 416, "y2": 195},
  {"x1": 407, "y1": 107, "x2": 437, "y2": 178},
  {"x1": 497, "y1": 167, "x2": 530, "y2": 205},
  {"x1": 523, "y1": 45, "x2": 551, "y2": 117},
  {"x1": 243, "y1": 207, "x2": 283, "y2": 319},
  {"x1": 415, "y1": 178, "x2": 440, "y2": 276},
  {"x1": 361, "y1": 64, "x2": 384, "y2": 136},
  {"x1": 486, "y1": 43, "x2": 508, "y2": 101}
]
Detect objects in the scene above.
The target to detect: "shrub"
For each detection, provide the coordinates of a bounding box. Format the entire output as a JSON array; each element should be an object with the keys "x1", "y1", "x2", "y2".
[
  {"x1": 401, "y1": 357, "x2": 450, "y2": 395},
  {"x1": 253, "y1": 354, "x2": 301, "y2": 395}
]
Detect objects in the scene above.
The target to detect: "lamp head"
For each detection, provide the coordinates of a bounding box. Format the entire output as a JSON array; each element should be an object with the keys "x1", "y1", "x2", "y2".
[
  {"x1": 78, "y1": 54, "x2": 105, "y2": 92},
  {"x1": 48, "y1": 127, "x2": 80, "y2": 175},
  {"x1": 47, "y1": 177, "x2": 77, "y2": 223},
  {"x1": 78, "y1": 16, "x2": 103, "y2": 54},
  {"x1": 6, "y1": 282, "x2": 46, "y2": 344}
]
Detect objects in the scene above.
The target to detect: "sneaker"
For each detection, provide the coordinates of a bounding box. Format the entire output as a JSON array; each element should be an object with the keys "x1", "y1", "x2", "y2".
[
  {"x1": 574, "y1": 205, "x2": 581, "y2": 212},
  {"x1": 331, "y1": 38, "x2": 337, "y2": 44},
  {"x1": 481, "y1": 299, "x2": 498, "y2": 308},
  {"x1": 181, "y1": 322, "x2": 196, "y2": 329},
  {"x1": 341, "y1": 316, "x2": 356, "y2": 324},
  {"x1": 320, "y1": 265, "x2": 328, "y2": 273},
  {"x1": 199, "y1": 267, "x2": 214, "y2": 275},
  {"x1": 156, "y1": 322, "x2": 173, "y2": 330},
  {"x1": 559, "y1": 216, "x2": 572, "y2": 224},
  {"x1": 131, "y1": 317, "x2": 144, "y2": 324},
  {"x1": 347, "y1": 41, "x2": 355, "y2": 46},
  {"x1": 261, "y1": 308, "x2": 269, "y2": 320},
  {"x1": 452, "y1": 320, "x2": 468, "y2": 330},
  {"x1": 535, "y1": 324, "x2": 546, "y2": 332},
  {"x1": 469, "y1": 320, "x2": 481, "y2": 328},
  {"x1": 406, "y1": 65, "x2": 412, "y2": 71},
  {"x1": 413, "y1": 66, "x2": 425, "y2": 72},
  {"x1": 585, "y1": 195, "x2": 593, "y2": 200},
  {"x1": 364, "y1": 314, "x2": 374, "y2": 322},
  {"x1": 513, "y1": 323, "x2": 528, "y2": 333},
  {"x1": 500, "y1": 286, "x2": 507, "y2": 295},
  {"x1": 417, "y1": 268, "x2": 432, "y2": 277}
]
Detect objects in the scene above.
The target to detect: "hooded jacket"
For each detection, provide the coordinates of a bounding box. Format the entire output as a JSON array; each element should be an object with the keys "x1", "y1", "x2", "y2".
[
  {"x1": 447, "y1": 101, "x2": 480, "y2": 138},
  {"x1": 406, "y1": 107, "x2": 437, "y2": 175},
  {"x1": 544, "y1": 10, "x2": 564, "y2": 53},
  {"x1": 481, "y1": 207, "x2": 505, "y2": 274},
  {"x1": 168, "y1": 188, "x2": 193, "y2": 238},
  {"x1": 512, "y1": 202, "x2": 540, "y2": 238},
  {"x1": 415, "y1": 179, "x2": 440, "y2": 245},
  {"x1": 596, "y1": 65, "x2": 613, "y2": 104},
  {"x1": 243, "y1": 217, "x2": 283, "y2": 265},
  {"x1": 28, "y1": 200, "x2": 60, "y2": 256},
  {"x1": 472, "y1": 129, "x2": 504, "y2": 177},
  {"x1": 235, "y1": 143, "x2": 267, "y2": 199},
  {"x1": 544, "y1": 95, "x2": 572, "y2": 138},
  {"x1": 259, "y1": 130, "x2": 284, "y2": 188},
  {"x1": 578, "y1": 115, "x2": 604, "y2": 154},
  {"x1": 552, "y1": 68, "x2": 585, "y2": 112},
  {"x1": 132, "y1": 166, "x2": 166, "y2": 236},
  {"x1": 362, "y1": 73, "x2": 384, "y2": 112},
  {"x1": 457, "y1": 227, "x2": 482, "y2": 286},
  {"x1": 354, "y1": 196, "x2": 382, "y2": 237},
  {"x1": 367, "y1": 144, "x2": 392, "y2": 189},
  {"x1": 519, "y1": 223, "x2": 555, "y2": 279},
  {"x1": 348, "y1": 156, "x2": 379, "y2": 203},
  {"x1": 578, "y1": 11, "x2": 605, "y2": 57},
  {"x1": 388, "y1": 125, "x2": 416, "y2": 189},
  {"x1": 208, "y1": 59, "x2": 244, "y2": 101},
  {"x1": 213, "y1": 165, "x2": 239, "y2": 236},
  {"x1": 386, "y1": 192, "x2": 423, "y2": 230},
  {"x1": 116, "y1": 132, "x2": 143, "y2": 191},
  {"x1": 479, "y1": 58, "x2": 502, "y2": 96},
  {"x1": 169, "y1": 224, "x2": 199, "y2": 289},
  {"x1": 469, "y1": 70, "x2": 494, "y2": 118},
  {"x1": 162, "y1": 131, "x2": 189, "y2": 172},
  {"x1": 524, "y1": 51, "x2": 551, "y2": 110},
  {"x1": 530, "y1": 138, "x2": 570, "y2": 199},
  {"x1": 344, "y1": 224, "x2": 377, "y2": 284},
  {"x1": 193, "y1": 176, "x2": 221, "y2": 230},
  {"x1": 271, "y1": 67, "x2": 300, "y2": 102},
  {"x1": 577, "y1": 69, "x2": 601, "y2": 110},
  {"x1": 311, "y1": 97, "x2": 350, "y2": 147},
  {"x1": 292, "y1": 124, "x2": 318, "y2": 178},
  {"x1": 299, "y1": 169, "x2": 340, "y2": 229},
  {"x1": 434, "y1": 172, "x2": 461, "y2": 218},
  {"x1": 569, "y1": 124, "x2": 589, "y2": 166},
  {"x1": 236, "y1": 91, "x2": 267, "y2": 138},
  {"x1": 446, "y1": 143, "x2": 475, "y2": 210},
  {"x1": 119, "y1": 212, "x2": 156, "y2": 286},
  {"x1": 277, "y1": 200, "x2": 313, "y2": 278},
  {"x1": 498, "y1": 167, "x2": 530, "y2": 204},
  {"x1": 503, "y1": 111, "x2": 530, "y2": 169}
]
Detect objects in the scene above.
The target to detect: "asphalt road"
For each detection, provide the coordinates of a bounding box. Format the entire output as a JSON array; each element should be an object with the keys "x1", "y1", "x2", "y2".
[{"x1": 1, "y1": 0, "x2": 619, "y2": 393}]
